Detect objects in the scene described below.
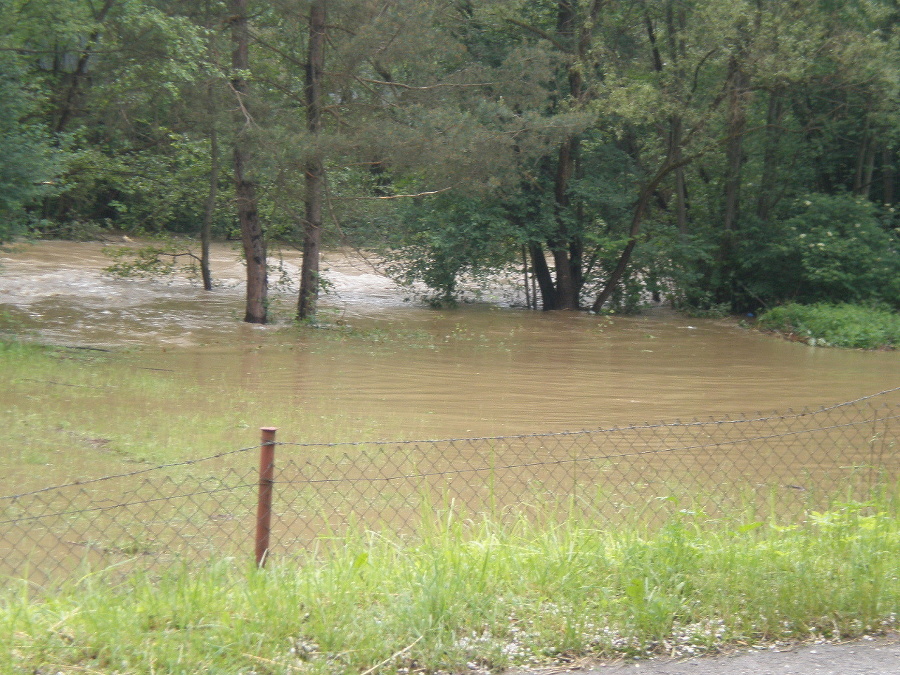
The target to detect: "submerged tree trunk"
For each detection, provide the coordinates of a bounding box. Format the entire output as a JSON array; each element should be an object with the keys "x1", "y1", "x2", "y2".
[
  {"x1": 231, "y1": 0, "x2": 267, "y2": 323},
  {"x1": 591, "y1": 183, "x2": 654, "y2": 313},
  {"x1": 536, "y1": 0, "x2": 595, "y2": 312},
  {"x1": 200, "y1": 83, "x2": 218, "y2": 292},
  {"x1": 516, "y1": 0, "x2": 603, "y2": 312},
  {"x1": 521, "y1": 245, "x2": 531, "y2": 310},
  {"x1": 591, "y1": 152, "x2": 696, "y2": 313},
  {"x1": 201, "y1": 125, "x2": 217, "y2": 291},
  {"x1": 549, "y1": 136, "x2": 582, "y2": 311},
  {"x1": 529, "y1": 244, "x2": 557, "y2": 310},
  {"x1": 298, "y1": 0, "x2": 326, "y2": 321}
]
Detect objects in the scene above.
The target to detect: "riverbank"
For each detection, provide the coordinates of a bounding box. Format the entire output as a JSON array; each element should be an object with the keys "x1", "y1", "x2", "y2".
[{"x1": 756, "y1": 303, "x2": 900, "y2": 350}]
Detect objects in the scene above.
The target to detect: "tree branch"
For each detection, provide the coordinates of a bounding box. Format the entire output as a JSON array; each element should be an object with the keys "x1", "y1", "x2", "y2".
[
  {"x1": 349, "y1": 187, "x2": 455, "y2": 200},
  {"x1": 351, "y1": 75, "x2": 492, "y2": 91},
  {"x1": 504, "y1": 18, "x2": 569, "y2": 52}
]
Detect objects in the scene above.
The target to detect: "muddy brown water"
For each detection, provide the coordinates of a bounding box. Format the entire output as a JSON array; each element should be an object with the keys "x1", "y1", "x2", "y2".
[{"x1": 1, "y1": 239, "x2": 897, "y2": 440}]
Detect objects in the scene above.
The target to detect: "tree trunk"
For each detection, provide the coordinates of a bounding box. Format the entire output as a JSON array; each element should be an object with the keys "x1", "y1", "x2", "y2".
[
  {"x1": 529, "y1": 244, "x2": 557, "y2": 310},
  {"x1": 853, "y1": 122, "x2": 869, "y2": 195},
  {"x1": 55, "y1": 0, "x2": 116, "y2": 134},
  {"x1": 548, "y1": 133, "x2": 583, "y2": 308},
  {"x1": 591, "y1": 159, "x2": 683, "y2": 313},
  {"x1": 591, "y1": 186, "x2": 653, "y2": 313},
  {"x1": 883, "y1": 145, "x2": 895, "y2": 205},
  {"x1": 670, "y1": 116, "x2": 688, "y2": 234},
  {"x1": 718, "y1": 53, "x2": 749, "y2": 301},
  {"x1": 551, "y1": 249, "x2": 579, "y2": 310},
  {"x1": 231, "y1": 0, "x2": 267, "y2": 324},
  {"x1": 298, "y1": 0, "x2": 326, "y2": 321},
  {"x1": 860, "y1": 136, "x2": 877, "y2": 200},
  {"x1": 647, "y1": 10, "x2": 688, "y2": 235},
  {"x1": 722, "y1": 56, "x2": 748, "y2": 234},
  {"x1": 528, "y1": 0, "x2": 588, "y2": 312},
  {"x1": 521, "y1": 245, "x2": 531, "y2": 310},
  {"x1": 550, "y1": 137, "x2": 581, "y2": 310},
  {"x1": 200, "y1": 81, "x2": 218, "y2": 292},
  {"x1": 756, "y1": 89, "x2": 783, "y2": 223},
  {"x1": 201, "y1": 119, "x2": 217, "y2": 292}
]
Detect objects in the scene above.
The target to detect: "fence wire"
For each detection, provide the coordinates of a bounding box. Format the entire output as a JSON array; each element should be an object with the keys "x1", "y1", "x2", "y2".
[{"x1": 1, "y1": 389, "x2": 898, "y2": 586}]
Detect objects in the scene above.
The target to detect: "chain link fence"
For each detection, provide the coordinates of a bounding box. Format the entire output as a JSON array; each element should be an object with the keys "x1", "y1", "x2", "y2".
[{"x1": 2, "y1": 389, "x2": 898, "y2": 586}]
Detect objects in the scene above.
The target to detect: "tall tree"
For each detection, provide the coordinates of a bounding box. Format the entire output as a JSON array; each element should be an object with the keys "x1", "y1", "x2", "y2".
[
  {"x1": 297, "y1": 0, "x2": 326, "y2": 321},
  {"x1": 229, "y1": 0, "x2": 267, "y2": 323},
  {"x1": 200, "y1": 79, "x2": 220, "y2": 292},
  {"x1": 6, "y1": 0, "x2": 897, "y2": 317}
]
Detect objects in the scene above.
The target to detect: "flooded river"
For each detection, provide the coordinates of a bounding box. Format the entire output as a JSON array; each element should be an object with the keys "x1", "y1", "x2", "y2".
[
  {"x1": 1, "y1": 239, "x2": 898, "y2": 579},
  {"x1": 1, "y1": 239, "x2": 898, "y2": 442}
]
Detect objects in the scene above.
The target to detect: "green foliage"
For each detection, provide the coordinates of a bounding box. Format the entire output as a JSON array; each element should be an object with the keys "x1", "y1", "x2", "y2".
[
  {"x1": 3, "y1": 0, "x2": 899, "y2": 315},
  {"x1": 88, "y1": 133, "x2": 230, "y2": 236},
  {"x1": 3, "y1": 0, "x2": 221, "y2": 238},
  {"x1": 736, "y1": 195, "x2": 900, "y2": 310},
  {"x1": 0, "y1": 53, "x2": 61, "y2": 242},
  {"x1": 384, "y1": 193, "x2": 520, "y2": 307},
  {"x1": 103, "y1": 236, "x2": 205, "y2": 281},
  {"x1": 756, "y1": 303, "x2": 900, "y2": 349}
]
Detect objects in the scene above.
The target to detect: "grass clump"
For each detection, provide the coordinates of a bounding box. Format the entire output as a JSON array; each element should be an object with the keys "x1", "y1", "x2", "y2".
[
  {"x1": 3, "y1": 497, "x2": 900, "y2": 674},
  {"x1": 756, "y1": 303, "x2": 900, "y2": 349}
]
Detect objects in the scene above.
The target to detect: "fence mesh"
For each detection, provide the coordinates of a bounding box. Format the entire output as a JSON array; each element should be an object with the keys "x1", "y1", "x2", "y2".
[{"x1": 2, "y1": 389, "x2": 898, "y2": 586}]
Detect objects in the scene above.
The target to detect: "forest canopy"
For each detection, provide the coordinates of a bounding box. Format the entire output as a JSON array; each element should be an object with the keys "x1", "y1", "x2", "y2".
[{"x1": 1, "y1": 0, "x2": 898, "y2": 321}]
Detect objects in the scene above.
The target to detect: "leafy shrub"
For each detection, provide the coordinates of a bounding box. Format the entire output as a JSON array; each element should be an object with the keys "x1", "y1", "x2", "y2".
[
  {"x1": 383, "y1": 193, "x2": 519, "y2": 307},
  {"x1": 736, "y1": 194, "x2": 900, "y2": 311},
  {"x1": 0, "y1": 53, "x2": 61, "y2": 242},
  {"x1": 756, "y1": 303, "x2": 900, "y2": 349}
]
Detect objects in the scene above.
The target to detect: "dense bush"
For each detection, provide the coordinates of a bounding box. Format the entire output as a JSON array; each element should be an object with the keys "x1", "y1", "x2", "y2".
[
  {"x1": 0, "y1": 54, "x2": 61, "y2": 242},
  {"x1": 736, "y1": 195, "x2": 900, "y2": 311},
  {"x1": 756, "y1": 303, "x2": 900, "y2": 350},
  {"x1": 383, "y1": 193, "x2": 520, "y2": 307}
]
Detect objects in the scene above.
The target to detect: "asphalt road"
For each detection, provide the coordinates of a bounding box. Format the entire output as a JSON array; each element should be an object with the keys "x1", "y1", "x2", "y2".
[{"x1": 521, "y1": 634, "x2": 900, "y2": 675}]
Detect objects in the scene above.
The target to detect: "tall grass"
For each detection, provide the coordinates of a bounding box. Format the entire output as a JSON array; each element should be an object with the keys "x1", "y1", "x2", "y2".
[{"x1": 3, "y1": 494, "x2": 899, "y2": 674}]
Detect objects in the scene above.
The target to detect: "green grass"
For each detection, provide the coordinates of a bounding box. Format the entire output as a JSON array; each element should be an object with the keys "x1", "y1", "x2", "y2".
[
  {"x1": 2, "y1": 496, "x2": 900, "y2": 674},
  {"x1": 756, "y1": 303, "x2": 900, "y2": 349}
]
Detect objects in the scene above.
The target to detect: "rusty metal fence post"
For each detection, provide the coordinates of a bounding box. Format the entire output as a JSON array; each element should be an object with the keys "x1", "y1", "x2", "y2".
[{"x1": 255, "y1": 427, "x2": 278, "y2": 567}]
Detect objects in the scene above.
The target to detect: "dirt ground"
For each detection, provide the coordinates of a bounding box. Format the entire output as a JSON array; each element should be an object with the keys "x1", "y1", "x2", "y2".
[{"x1": 520, "y1": 634, "x2": 900, "y2": 675}]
